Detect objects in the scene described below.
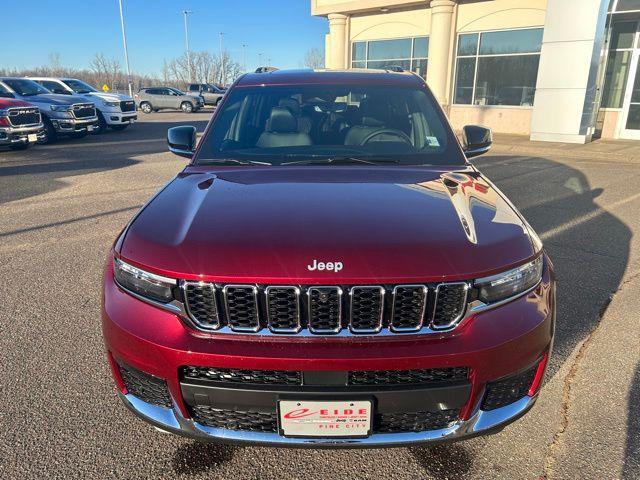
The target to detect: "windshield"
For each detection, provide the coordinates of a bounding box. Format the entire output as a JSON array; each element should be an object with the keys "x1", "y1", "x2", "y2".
[
  {"x1": 62, "y1": 79, "x2": 97, "y2": 94},
  {"x1": 2, "y1": 78, "x2": 51, "y2": 96},
  {"x1": 196, "y1": 84, "x2": 464, "y2": 166},
  {"x1": 170, "y1": 87, "x2": 186, "y2": 95}
]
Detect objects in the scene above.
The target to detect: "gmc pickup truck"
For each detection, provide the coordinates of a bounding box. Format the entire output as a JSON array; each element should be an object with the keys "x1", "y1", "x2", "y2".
[
  {"x1": 0, "y1": 77, "x2": 98, "y2": 143},
  {"x1": 0, "y1": 95, "x2": 44, "y2": 150},
  {"x1": 103, "y1": 69, "x2": 554, "y2": 448}
]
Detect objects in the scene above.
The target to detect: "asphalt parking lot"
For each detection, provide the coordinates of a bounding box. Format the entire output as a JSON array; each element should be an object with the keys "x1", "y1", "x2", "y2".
[{"x1": 1, "y1": 111, "x2": 639, "y2": 479}]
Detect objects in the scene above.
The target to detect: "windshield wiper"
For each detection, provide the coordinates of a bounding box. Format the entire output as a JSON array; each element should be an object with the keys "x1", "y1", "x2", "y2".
[
  {"x1": 198, "y1": 158, "x2": 271, "y2": 166},
  {"x1": 282, "y1": 156, "x2": 399, "y2": 166}
]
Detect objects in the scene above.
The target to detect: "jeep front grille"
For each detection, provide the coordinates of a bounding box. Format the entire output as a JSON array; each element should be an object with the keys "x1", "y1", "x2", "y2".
[
  {"x1": 181, "y1": 282, "x2": 470, "y2": 335},
  {"x1": 7, "y1": 107, "x2": 41, "y2": 127},
  {"x1": 72, "y1": 103, "x2": 96, "y2": 119}
]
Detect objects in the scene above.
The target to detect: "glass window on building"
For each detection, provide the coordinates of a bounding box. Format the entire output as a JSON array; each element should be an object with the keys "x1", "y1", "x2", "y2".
[
  {"x1": 351, "y1": 37, "x2": 429, "y2": 78},
  {"x1": 453, "y1": 28, "x2": 543, "y2": 106},
  {"x1": 601, "y1": 21, "x2": 637, "y2": 108}
]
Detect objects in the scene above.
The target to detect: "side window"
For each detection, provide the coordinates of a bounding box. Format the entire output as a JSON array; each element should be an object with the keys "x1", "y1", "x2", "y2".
[{"x1": 189, "y1": 84, "x2": 198, "y2": 91}]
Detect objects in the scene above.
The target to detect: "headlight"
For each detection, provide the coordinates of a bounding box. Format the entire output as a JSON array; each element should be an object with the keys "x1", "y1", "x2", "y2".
[
  {"x1": 113, "y1": 257, "x2": 176, "y2": 303},
  {"x1": 475, "y1": 256, "x2": 543, "y2": 304},
  {"x1": 102, "y1": 100, "x2": 119, "y2": 107},
  {"x1": 50, "y1": 104, "x2": 72, "y2": 112}
]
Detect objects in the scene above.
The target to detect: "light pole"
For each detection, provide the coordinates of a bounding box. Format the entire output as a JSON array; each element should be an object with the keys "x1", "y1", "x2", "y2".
[
  {"x1": 182, "y1": 10, "x2": 193, "y2": 82},
  {"x1": 241, "y1": 43, "x2": 247, "y2": 73},
  {"x1": 258, "y1": 52, "x2": 263, "y2": 67},
  {"x1": 118, "y1": 0, "x2": 133, "y2": 97},
  {"x1": 219, "y1": 32, "x2": 225, "y2": 85}
]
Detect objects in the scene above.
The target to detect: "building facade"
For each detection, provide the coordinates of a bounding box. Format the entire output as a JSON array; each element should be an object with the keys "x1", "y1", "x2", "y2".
[{"x1": 312, "y1": 0, "x2": 640, "y2": 143}]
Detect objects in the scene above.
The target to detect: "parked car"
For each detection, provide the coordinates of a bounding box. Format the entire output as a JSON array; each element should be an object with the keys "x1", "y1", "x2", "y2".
[
  {"x1": 187, "y1": 83, "x2": 226, "y2": 106},
  {"x1": 0, "y1": 90, "x2": 45, "y2": 150},
  {"x1": 134, "y1": 87, "x2": 204, "y2": 113},
  {"x1": 30, "y1": 77, "x2": 137, "y2": 131},
  {"x1": 103, "y1": 69, "x2": 554, "y2": 448},
  {"x1": 0, "y1": 77, "x2": 98, "y2": 143}
]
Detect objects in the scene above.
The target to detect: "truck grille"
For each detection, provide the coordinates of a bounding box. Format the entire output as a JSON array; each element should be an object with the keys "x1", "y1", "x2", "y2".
[
  {"x1": 72, "y1": 103, "x2": 96, "y2": 119},
  {"x1": 182, "y1": 282, "x2": 470, "y2": 335},
  {"x1": 120, "y1": 100, "x2": 136, "y2": 112},
  {"x1": 7, "y1": 107, "x2": 41, "y2": 127}
]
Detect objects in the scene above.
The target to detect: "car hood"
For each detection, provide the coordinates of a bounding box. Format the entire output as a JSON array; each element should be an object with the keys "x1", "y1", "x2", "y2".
[
  {"x1": 0, "y1": 98, "x2": 36, "y2": 109},
  {"x1": 85, "y1": 91, "x2": 133, "y2": 102},
  {"x1": 119, "y1": 166, "x2": 538, "y2": 283},
  {"x1": 23, "y1": 94, "x2": 91, "y2": 106}
]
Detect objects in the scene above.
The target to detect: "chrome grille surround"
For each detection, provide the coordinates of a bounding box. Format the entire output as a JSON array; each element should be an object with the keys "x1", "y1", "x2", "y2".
[
  {"x1": 71, "y1": 103, "x2": 96, "y2": 119},
  {"x1": 432, "y1": 282, "x2": 470, "y2": 330},
  {"x1": 180, "y1": 282, "x2": 471, "y2": 336},
  {"x1": 265, "y1": 286, "x2": 301, "y2": 333},
  {"x1": 349, "y1": 286, "x2": 385, "y2": 333},
  {"x1": 223, "y1": 285, "x2": 260, "y2": 332},
  {"x1": 182, "y1": 281, "x2": 220, "y2": 330},
  {"x1": 390, "y1": 285, "x2": 428, "y2": 332},
  {"x1": 7, "y1": 107, "x2": 41, "y2": 127},
  {"x1": 307, "y1": 286, "x2": 343, "y2": 334}
]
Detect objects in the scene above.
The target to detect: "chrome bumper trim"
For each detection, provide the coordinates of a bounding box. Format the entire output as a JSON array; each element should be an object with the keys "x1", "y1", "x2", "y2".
[{"x1": 118, "y1": 391, "x2": 537, "y2": 448}]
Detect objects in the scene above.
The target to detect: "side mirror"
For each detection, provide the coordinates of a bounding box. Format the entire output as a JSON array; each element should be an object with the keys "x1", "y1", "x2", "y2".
[
  {"x1": 462, "y1": 125, "x2": 492, "y2": 159},
  {"x1": 168, "y1": 126, "x2": 196, "y2": 158}
]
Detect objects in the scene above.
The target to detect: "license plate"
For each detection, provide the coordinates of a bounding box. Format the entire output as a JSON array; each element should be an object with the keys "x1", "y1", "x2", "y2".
[
  {"x1": 27, "y1": 134, "x2": 37, "y2": 142},
  {"x1": 87, "y1": 125, "x2": 95, "y2": 132},
  {"x1": 279, "y1": 400, "x2": 372, "y2": 438}
]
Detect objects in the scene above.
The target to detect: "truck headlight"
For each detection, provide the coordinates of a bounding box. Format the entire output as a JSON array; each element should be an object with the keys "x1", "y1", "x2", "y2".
[
  {"x1": 103, "y1": 100, "x2": 119, "y2": 107},
  {"x1": 50, "y1": 104, "x2": 72, "y2": 112},
  {"x1": 475, "y1": 256, "x2": 543, "y2": 304},
  {"x1": 113, "y1": 257, "x2": 176, "y2": 303}
]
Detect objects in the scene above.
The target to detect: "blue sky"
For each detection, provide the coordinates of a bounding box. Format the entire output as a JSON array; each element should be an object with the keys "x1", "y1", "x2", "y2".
[{"x1": 1, "y1": 0, "x2": 328, "y2": 75}]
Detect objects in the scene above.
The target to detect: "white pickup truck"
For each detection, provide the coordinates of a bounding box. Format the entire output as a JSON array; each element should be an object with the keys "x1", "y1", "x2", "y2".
[{"x1": 30, "y1": 77, "x2": 137, "y2": 132}]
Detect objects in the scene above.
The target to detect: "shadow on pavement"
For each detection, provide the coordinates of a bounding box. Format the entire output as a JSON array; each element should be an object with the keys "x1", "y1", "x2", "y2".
[
  {"x1": 623, "y1": 362, "x2": 640, "y2": 479},
  {"x1": 398, "y1": 154, "x2": 631, "y2": 478},
  {"x1": 0, "y1": 118, "x2": 208, "y2": 204},
  {"x1": 172, "y1": 442, "x2": 236, "y2": 475}
]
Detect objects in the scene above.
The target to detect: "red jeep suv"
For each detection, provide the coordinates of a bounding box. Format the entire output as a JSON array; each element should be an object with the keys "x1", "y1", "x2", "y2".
[{"x1": 102, "y1": 69, "x2": 555, "y2": 447}]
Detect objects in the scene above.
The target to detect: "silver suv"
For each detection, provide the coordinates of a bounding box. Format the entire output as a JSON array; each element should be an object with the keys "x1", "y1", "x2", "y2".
[
  {"x1": 134, "y1": 87, "x2": 204, "y2": 114},
  {"x1": 187, "y1": 83, "x2": 226, "y2": 106}
]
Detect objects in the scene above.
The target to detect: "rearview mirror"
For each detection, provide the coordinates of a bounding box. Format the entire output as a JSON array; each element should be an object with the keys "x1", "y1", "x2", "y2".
[
  {"x1": 168, "y1": 126, "x2": 196, "y2": 158},
  {"x1": 462, "y1": 125, "x2": 492, "y2": 159}
]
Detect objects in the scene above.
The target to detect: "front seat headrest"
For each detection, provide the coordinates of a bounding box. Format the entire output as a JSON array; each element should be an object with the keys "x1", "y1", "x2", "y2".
[
  {"x1": 267, "y1": 106, "x2": 298, "y2": 133},
  {"x1": 278, "y1": 98, "x2": 301, "y2": 116}
]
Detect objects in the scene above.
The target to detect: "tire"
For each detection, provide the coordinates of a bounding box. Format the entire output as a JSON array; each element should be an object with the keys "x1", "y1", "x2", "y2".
[
  {"x1": 9, "y1": 143, "x2": 31, "y2": 151},
  {"x1": 97, "y1": 111, "x2": 108, "y2": 133},
  {"x1": 109, "y1": 124, "x2": 128, "y2": 131},
  {"x1": 140, "y1": 102, "x2": 153, "y2": 114},
  {"x1": 180, "y1": 101, "x2": 194, "y2": 113},
  {"x1": 38, "y1": 118, "x2": 57, "y2": 144},
  {"x1": 215, "y1": 98, "x2": 221, "y2": 107}
]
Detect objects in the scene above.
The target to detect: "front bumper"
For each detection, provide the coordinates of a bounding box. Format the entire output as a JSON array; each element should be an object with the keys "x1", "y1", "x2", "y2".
[
  {"x1": 103, "y1": 256, "x2": 555, "y2": 447},
  {"x1": 0, "y1": 124, "x2": 45, "y2": 145},
  {"x1": 100, "y1": 108, "x2": 137, "y2": 125},
  {"x1": 118, "y1": 389, "x2": 538, "y2": 447},
  {"x1": 49, "y1": 114, "x2": 99, "y2": 134}
]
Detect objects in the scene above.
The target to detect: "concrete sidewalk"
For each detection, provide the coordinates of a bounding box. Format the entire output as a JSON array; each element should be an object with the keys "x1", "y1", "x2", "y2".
[{"x1": 491, "y1": 133, "x2": 640, "y2": 162}]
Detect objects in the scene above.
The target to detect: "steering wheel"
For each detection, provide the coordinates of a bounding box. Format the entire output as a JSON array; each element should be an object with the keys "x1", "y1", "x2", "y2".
[{"x1": 360, "y1": 128, "x2": 413, "y2": 146}]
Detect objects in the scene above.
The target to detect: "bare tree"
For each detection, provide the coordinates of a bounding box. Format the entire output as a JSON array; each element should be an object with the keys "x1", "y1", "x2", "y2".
[{"x1": 304, "y1": 48, "x2": 325, "y2": 69}]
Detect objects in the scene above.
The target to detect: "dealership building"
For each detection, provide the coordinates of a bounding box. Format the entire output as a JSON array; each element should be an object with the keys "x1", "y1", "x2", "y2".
[{"x1": 312, "y1": 0, "x2": 640, "y2": 142}]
